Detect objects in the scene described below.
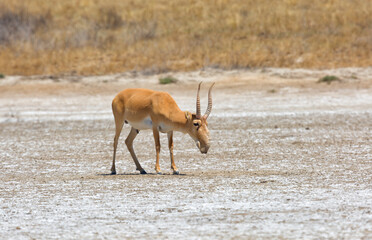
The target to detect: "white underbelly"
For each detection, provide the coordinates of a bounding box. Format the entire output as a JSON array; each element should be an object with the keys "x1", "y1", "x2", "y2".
[
  {"x1": 127, "y1": 117, "x2": 153, "y2": 130},
  {"x1": 126, "y1": 117, "x2": 173, "y2": 132}
]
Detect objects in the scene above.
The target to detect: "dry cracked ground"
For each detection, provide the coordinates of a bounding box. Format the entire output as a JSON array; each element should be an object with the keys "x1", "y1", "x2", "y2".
[{"x1": 0, "y1": 68, "x2": 371, "y2": 239}]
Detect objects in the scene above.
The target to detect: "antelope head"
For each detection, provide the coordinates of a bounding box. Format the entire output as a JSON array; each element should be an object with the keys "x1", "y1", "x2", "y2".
[{"x1": 186, "y1": 82, "x2": 215, "y2": 154}]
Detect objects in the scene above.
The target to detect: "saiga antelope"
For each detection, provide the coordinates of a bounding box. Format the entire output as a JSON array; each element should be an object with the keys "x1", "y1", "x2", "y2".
[{"x1": 111, "y1": 82, "x2": 214, "y2": 175}]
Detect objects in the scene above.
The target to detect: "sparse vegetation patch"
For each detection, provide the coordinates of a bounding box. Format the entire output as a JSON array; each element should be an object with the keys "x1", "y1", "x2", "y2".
[
  {"x1": 318, "y1": 75, "x2": 341, "y2": 84},
  {"x1": 159, "y1": 76, "x2": 178, "y2": 85}
]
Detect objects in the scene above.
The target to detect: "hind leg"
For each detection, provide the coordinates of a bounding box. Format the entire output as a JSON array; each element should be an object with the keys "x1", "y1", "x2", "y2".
[
  {"x1": 111, "y1": 101, "x2": 125, "y2": 174},
  {"x1": 125, "y1": 127, "x2": 147, "y2": 174}
]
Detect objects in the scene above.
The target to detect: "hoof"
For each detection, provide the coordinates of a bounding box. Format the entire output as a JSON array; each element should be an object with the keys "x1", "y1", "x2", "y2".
[
  {"x1": 111, "y1": 171, "x2": 116, "y2": 175},
  {"x1": 157, "y1": 172, "x2": 162, "y2": 175},
  {"x1": 173, "y1": 171, "x2": 180, "y2": 175},
  {"x1": 140, "y1": 170, "x2": 147, "y2": 174}
]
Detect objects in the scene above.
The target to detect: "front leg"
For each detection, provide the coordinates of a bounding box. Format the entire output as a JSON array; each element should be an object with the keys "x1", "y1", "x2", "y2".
[
  {"x1": 167, "y1": 131, "x2": 179, "y2": 175},
  {"x1": 153, "y1": 127, "x2": 162, "y2": 174}
]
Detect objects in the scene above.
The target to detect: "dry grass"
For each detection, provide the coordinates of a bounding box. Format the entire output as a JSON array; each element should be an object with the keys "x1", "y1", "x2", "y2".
[{"x1": 0, "y1": 0, "x2": 372, "y2": 75}]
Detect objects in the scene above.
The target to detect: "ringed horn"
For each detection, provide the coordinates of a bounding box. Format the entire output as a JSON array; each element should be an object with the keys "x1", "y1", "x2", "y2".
[{"x1": 196, "y1": 82, "x2": 215, "y2": 119}]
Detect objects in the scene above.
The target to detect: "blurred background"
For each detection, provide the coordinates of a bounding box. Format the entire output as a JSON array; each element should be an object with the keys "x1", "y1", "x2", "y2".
[{"x1": 0, "y1": 0, "x2": 371, "y2": 76}]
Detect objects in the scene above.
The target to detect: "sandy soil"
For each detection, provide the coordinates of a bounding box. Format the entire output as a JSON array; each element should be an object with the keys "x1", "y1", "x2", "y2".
[{"x1": 0, "y1": 68, "x2": 372, "y2": 239}]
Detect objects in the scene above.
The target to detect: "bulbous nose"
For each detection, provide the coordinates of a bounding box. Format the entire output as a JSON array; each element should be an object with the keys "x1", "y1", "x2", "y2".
[{"x1": 200, "y1": 146, "x2": 209, "y2": 154}]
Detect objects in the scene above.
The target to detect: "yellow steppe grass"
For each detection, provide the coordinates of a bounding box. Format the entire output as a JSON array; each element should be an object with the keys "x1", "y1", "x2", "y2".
[{"x1": 0, "y1": 0, "x2": 371, "y2": 76}]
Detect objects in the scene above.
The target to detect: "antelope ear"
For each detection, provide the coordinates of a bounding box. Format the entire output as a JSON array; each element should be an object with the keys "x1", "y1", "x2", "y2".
[{"x1": 185, "y1": 111, "x2": 192, "y2": 121}]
